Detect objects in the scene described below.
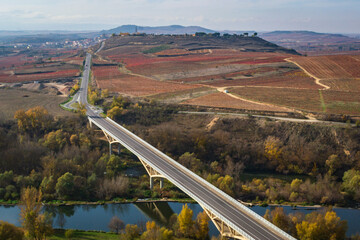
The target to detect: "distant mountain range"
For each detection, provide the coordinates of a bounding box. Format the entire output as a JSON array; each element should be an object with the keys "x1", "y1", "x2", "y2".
[
  {"x1": 260, "y1": 31, "x2": 357, "y2": 44},
  {"x1": 259, "y1": 30, "x2": 360, "y2": 54},
  {"x1": 101, "y1": 24, "x2": 256, "y2": 35}
]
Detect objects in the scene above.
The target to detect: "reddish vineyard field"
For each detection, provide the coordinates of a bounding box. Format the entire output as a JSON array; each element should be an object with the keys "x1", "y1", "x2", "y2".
[
  {"x1": 291, "y1": 55, "x2": 360, "y2": 79},
  {"x1": 0, "y1": 50, "x2": 82, "y2": 83},
  {"x1": 0, "y1": 69, "x2": 80, "y2": 83},
  {"x1": 206, "y1": 70, "x2": 320, "y2": 89},
  {"x1": 93, "y1": 66, "x2": 198, "y2": 96}
]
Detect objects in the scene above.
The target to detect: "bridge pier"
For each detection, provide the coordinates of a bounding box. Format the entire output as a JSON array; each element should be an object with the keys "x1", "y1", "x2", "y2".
[
  {"x1": 150, "y1": 177, "x2": 154, "y2": 190},
  {"x1": 160, "y1": 178, "x2": 164, "y2": 189},
  {"x1": 139, "y1": 158, "x2": 166, "y2": 190},
  {"x1": 200, "y1": 204, "x2": 248, "y2": 240}
]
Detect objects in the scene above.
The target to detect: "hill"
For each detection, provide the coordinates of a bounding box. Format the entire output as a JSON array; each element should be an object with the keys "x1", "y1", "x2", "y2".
[
  {"x1": 101, "y1": 34, "x2": 299, "y2": 54},
  {"x1": 260, "y1": 31, "x2": 360, "y2": 55}
]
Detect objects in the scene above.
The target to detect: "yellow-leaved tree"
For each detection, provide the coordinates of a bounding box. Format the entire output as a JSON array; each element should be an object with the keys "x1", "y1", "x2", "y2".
[
  {"x1": 20, "y1": 187, "x2": 53, "y2": 239},
  {"x1": 177, "y1": 204, "x2": 194, "y2": 237}
]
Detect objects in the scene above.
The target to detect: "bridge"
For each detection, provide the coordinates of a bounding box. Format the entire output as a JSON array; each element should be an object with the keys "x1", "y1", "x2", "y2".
[{"x1": 79, "y1": 53, "x2": 296, "y2": 240}]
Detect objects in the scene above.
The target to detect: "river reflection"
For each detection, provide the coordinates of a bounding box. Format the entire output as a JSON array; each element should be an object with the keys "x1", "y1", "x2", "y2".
[{"x1": 1, "y1": 202, "x2": 359, "y2": 237}]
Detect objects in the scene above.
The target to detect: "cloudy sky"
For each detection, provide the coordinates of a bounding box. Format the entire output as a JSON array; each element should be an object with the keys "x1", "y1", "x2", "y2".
[{"x1": 0, "y1": 0, "x2": 359, "y2": 33}]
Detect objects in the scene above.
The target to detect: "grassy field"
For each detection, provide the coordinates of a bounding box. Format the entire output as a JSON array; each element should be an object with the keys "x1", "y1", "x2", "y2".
[
  {"x1": 50, "y1": 229, "x2": 119, "y2": 240},
  {"x1": 0, "y1": 88, "x2": 74, "y2": 120}
]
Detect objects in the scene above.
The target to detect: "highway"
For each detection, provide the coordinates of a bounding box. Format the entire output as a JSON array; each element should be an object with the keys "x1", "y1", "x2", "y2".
[{"x1": 79, "y1": 53, "x2": 295, "y2": 240}]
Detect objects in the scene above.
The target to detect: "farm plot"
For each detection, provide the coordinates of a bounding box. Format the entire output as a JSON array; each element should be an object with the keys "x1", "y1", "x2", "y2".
[
  {"x1": 93, "y1": 66, "x2": 198, "y2": 96},
  {"x1": 182, "y1": 92, "x2": 290, "y2": 112},
  {"x1": 0, "y1": 88, "x2": 73, "y2": 120},
  {"x1": 0, "y1": 50, "x2": 82, "y2": 83},
  {"x1": 231, "y1": 87, "x2": 360, "y2": 115},
  {"x1": 290, "y1": 55, "x2": 360, "y2": 79},
  {"x1": 206, "y1": 69, "x2": 320, "y2": 89}
]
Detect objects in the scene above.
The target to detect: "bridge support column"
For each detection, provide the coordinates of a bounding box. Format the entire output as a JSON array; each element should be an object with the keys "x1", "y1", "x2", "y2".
[
  {"x1": 118, "y1": 144, "x2": 121, "y2": 155},
  {"x1": 200, "y1": 204, "x2": 248, "y2": 240},
  {"x1": 160, "y1": 178, "x2": 164, "y2": 189},
  {"x1": 139, "y1": 158, "x2": 166, "y2": 190},
  {"x1": 150, "y1": 177, "x2": 154, "y2": 190},
  {"x1": 101, "y1": 130, "x2": 120, "y2": 156}
]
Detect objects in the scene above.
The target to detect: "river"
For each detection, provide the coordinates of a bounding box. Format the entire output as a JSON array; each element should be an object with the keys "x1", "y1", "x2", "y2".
[{"x1": 0, "y1": 202, "x2": 359, "y2": 237}]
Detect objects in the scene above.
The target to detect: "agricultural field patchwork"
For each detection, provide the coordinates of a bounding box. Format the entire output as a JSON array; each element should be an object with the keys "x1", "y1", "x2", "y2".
[
  {"x1": 0, "y1": 49, "x2": 82, "y2": 83},
  {"x1": 92, "y1": 35, "x2": 360, "y2": 116}
]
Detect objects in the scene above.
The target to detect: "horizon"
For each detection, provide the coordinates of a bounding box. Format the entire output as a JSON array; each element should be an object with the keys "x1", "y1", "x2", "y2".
[
  {"x1": 0, "y1": 0, "x2": 359, "y2": 34},
  {"x1": 0, "y1": 25, "x2": 359, "y2": 35}
]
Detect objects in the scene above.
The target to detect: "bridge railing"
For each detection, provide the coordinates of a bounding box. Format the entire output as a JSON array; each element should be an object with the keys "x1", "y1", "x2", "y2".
[{"x1": 103, "y1": 117, "x2": 296, "y2": 240}]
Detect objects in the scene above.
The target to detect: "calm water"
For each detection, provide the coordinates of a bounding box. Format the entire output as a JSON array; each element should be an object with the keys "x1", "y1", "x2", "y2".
[{"x1": 0, "y1": 202, "x2": 359, "y2": 237}]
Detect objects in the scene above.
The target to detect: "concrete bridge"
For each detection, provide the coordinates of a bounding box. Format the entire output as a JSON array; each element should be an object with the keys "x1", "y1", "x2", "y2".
[{"x1": 80, "y1": 53, "x2": 296, "y2": 240}]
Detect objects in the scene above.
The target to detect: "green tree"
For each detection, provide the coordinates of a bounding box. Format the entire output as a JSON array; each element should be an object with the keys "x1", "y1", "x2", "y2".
[
  {"x1": 106, "y1": 155, "x2": 124, "y2": 178},
  {"x1": 55, "y1": 172, "x2": 74, "y2": 199},
  {"x1": 64, "y1": 229, "x2": 75, "y2": 239},
  {"x1": 342, "y1": 169, "x2": 360, "y2": 201},
  {"x1": 42, "y1": 130, "x2": 68, "y2": 151},
  {"x1": 178, "y1": 152, "x2": 203, "y2": 173}
]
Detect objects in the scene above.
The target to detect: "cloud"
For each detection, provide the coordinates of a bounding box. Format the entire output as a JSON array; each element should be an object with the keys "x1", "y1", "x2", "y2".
[{"x1": 0, "y1": 0, "x2": 358, "y2": 32}]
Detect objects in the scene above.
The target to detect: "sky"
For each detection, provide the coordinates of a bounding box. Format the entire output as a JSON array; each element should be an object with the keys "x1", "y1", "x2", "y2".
[{"x1": 0, "y1": 0, "x2": 359, "y2": 33}]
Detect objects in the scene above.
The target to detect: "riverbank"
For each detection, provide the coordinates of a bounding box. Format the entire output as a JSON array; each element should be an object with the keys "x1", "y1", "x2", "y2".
[
  {"x1": 1, "y1": 197, "x2": 358, "y2": 211},
  {"x1": 1, "y1": 201, "x2": 360, "y2": 237}
]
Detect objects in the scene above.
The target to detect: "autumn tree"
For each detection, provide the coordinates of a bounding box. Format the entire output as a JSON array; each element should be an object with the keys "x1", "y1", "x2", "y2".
[
  {"x1": 101, "y1": 89, "x2": 109, "y2": 98},
  {"x1": 107, "y1": 106, "x2": 123, "y2": 120},
  {"x1": 20, "y1": 187, "x2": 53, "y2": 239},
  {"x1": 296, "y1": 210, "x2": 347, "y2": 240},
  {"x1": 264, "y1": 207, "x2": 295, "y2": 235},
  {"x1": 177, "y1": 204, "x2": 194, "y2": 238},
  {"x1": 14, "y1": 106, "x2": 52, "y2": 134},
  {"x1": 108, "y1": 216, "x2": 124, "y2": 234},
  {"x1": 264, "y1": 136, "x2": 285, "y2": 172},
  {"x1": 206, "y1": 174, "x2": 234, "y2": 196},
  {"x1": 140, "y1": 221, "x2": 173, "y2": 240},
  {"x1": 0, "y1": 221, "x2": 24, "y2": 240},
  {"x1": 325, "y1": 155, "x2": 341, "y2": 177},
  {"x1": 119, "y1": 224, "x2": 141, "y2": 240},
  {"x1": 194, "y1": 211, "x2": 210, "y2": 240}
]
